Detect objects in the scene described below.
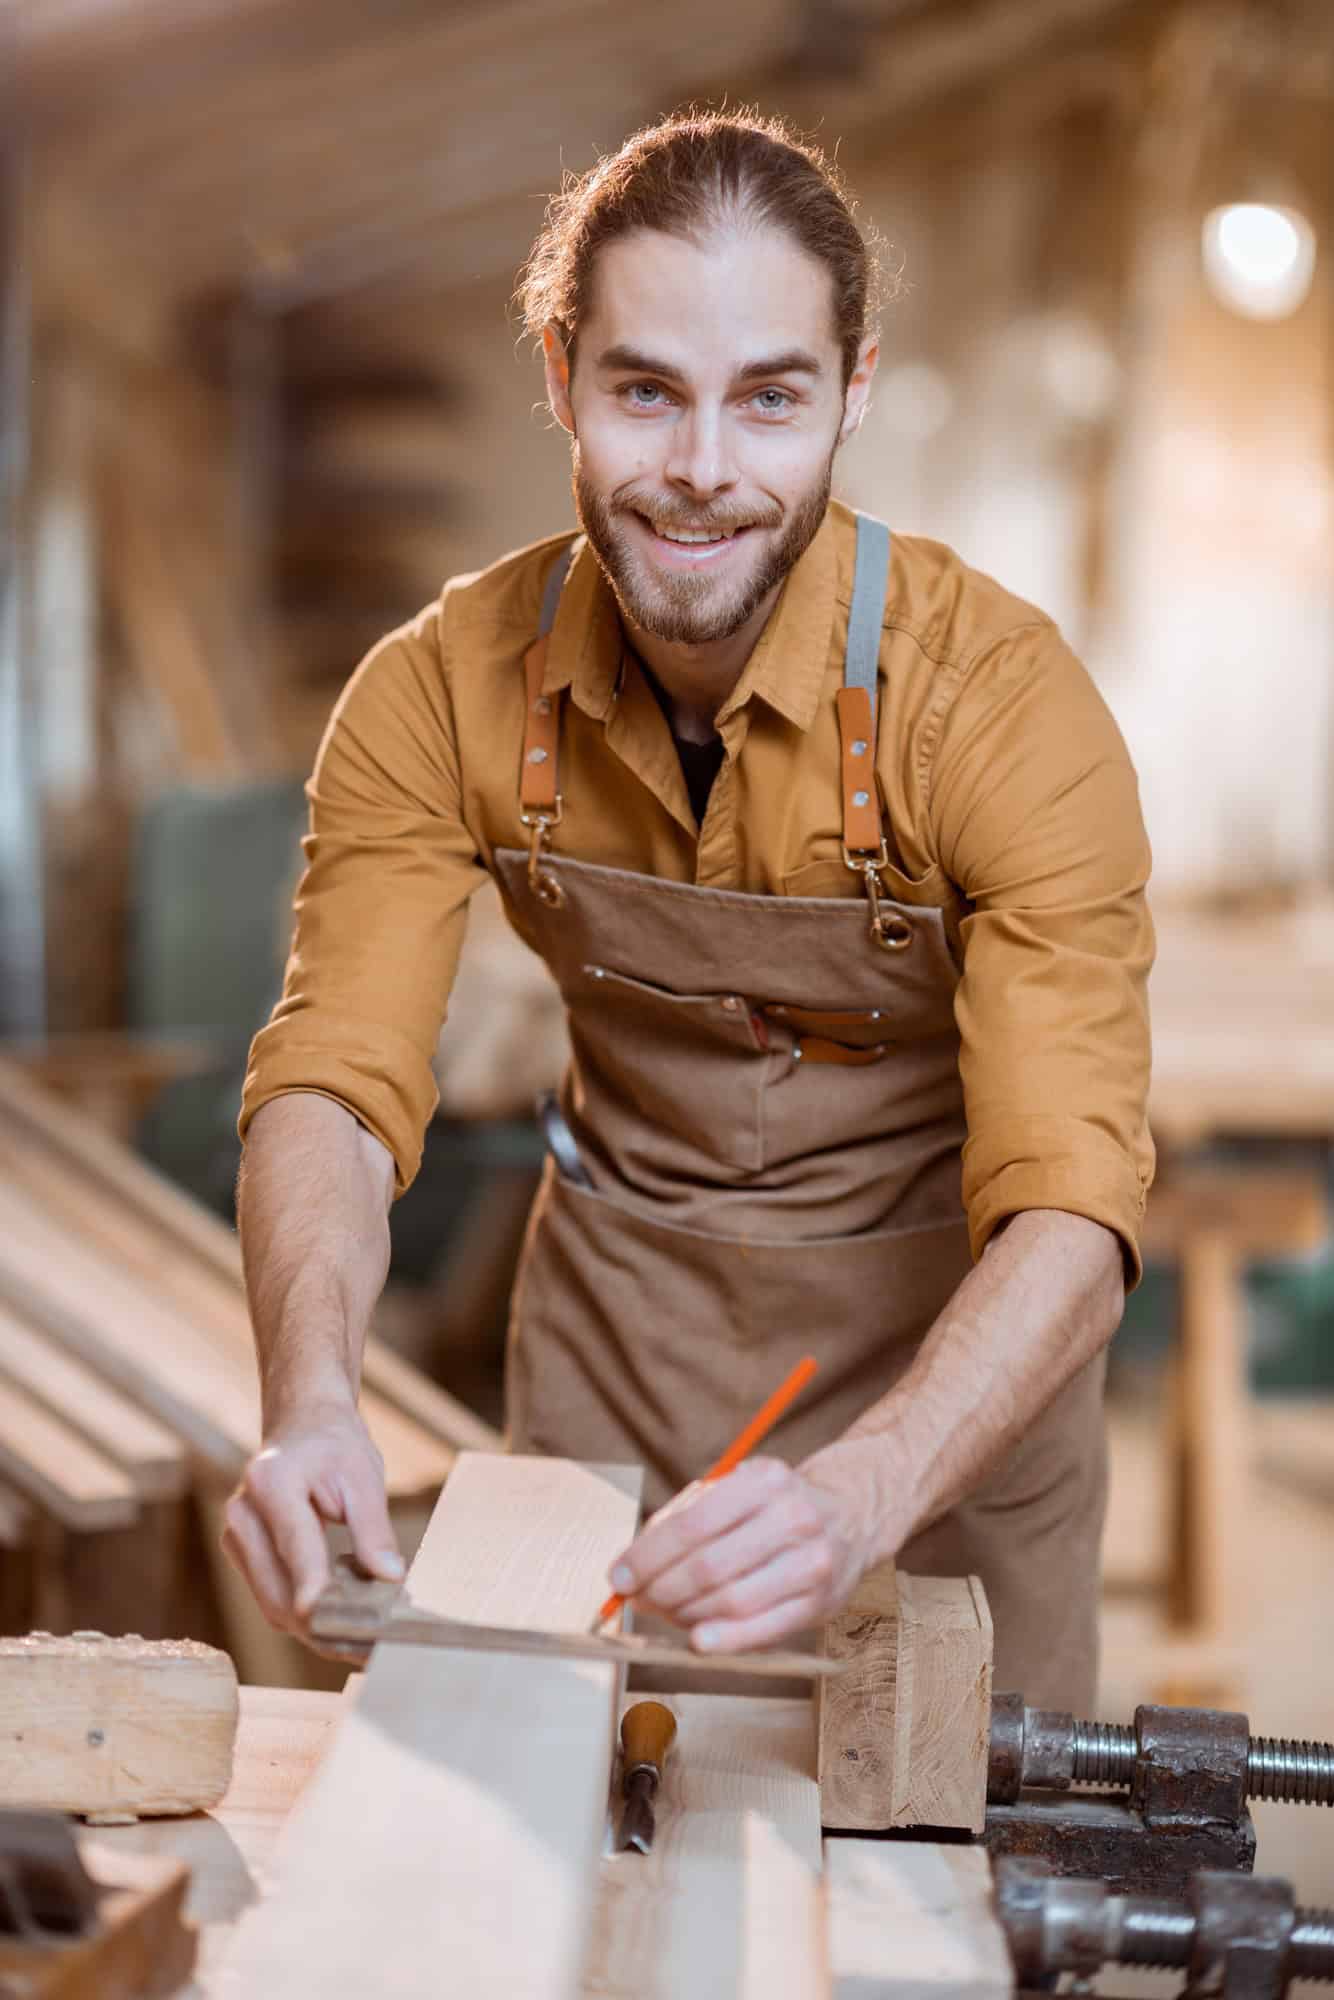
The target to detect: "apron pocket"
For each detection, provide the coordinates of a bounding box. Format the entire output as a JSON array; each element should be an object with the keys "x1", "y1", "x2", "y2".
[{"x1": 572, "y1": 962, "x2": 770, "y2": 1174}]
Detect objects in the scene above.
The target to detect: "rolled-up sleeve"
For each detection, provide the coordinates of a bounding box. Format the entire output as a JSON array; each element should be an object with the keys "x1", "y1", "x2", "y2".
[
  {"x1": 239, "y1": 605, "x2": 483, "y2": 1194},
  {"x1": 931, "y1": 623, "x2": 1155, "y2": 1284}
]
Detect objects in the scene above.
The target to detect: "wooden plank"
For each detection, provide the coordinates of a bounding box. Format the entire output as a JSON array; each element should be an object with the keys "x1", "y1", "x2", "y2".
[
  {"x1": 0, "y1": 1373, "x2": 140, "y2": 1530},
  {"x1": 220, "y1": 1454, "x2": 642, "y2": 1998},
  {"x1": 0, "y1": 1295, "x2": 186, "y2": 1499},
  {"x1": 825, "y1": 1840, "x2": 1012, "y2": 2000},
  {"x1": 818, "y1": 1566, "x2": 992, "y2": 1834},
  {"x1": 583, "y1": 1694, "x2": 824, "y2": 2000},
  {"x1": 0, "y1": 1056, "x2": 503, "y2": 1456},
  {"x1": 0, "y1": 1632, "x2": 237, "y2": 1815}
]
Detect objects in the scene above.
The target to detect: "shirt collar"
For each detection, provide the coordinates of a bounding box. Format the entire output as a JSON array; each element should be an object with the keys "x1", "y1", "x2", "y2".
[{"x1": 541, "y1": 501, "x2": 849, "y2": 732}]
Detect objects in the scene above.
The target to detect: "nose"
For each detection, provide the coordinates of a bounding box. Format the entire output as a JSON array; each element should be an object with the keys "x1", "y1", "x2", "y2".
[{"x1": 663, "y1": 403, "x2": 738, "y2": 503}]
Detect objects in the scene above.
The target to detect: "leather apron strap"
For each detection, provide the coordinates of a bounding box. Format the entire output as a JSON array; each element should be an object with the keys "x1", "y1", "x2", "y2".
[{"x1": 519, "y1": 538, "x2": 581, "y2": 905}]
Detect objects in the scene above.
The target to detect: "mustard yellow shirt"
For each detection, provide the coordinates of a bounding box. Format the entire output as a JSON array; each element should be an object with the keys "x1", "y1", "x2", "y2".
[{"x1": 241, "y1": 500, "x2": 1155, "y2": 1278}]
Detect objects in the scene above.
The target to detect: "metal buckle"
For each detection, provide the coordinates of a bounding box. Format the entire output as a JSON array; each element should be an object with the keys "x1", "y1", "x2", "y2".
[
  {"x1": 842, "y1": 839, "x2": 913, "y2": 952},
  {"x1": 520, "y1": 799, "x2": 565, "y2": 907}
]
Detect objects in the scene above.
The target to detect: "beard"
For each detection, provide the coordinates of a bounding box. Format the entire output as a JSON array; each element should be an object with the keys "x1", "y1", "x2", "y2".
[{"x1": 572, "y1": 447, "x2": 835, "y2": 646}]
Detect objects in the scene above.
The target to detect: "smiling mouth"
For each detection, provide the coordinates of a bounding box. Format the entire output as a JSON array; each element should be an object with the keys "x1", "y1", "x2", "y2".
[{"x1": 632, "y1": 512, "x2": 758, "y2": 560}]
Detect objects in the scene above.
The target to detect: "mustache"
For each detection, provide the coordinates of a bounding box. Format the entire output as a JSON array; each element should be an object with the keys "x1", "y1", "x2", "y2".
[{"x1": 615, "y1": 491, "x2": 782, "y2": 534}]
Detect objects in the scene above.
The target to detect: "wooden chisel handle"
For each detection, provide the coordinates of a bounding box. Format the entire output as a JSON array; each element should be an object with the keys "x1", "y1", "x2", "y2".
[{"x1": 621, "y1": 1701, "x2": 677, "y2": 1782}]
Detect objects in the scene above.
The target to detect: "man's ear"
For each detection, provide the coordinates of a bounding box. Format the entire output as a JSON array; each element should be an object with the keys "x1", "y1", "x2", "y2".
[
  {"x1": 838, "y1": 333, "x2": 879, "y2": 445},
  {"x1": 542, "y1": 324, "x2": 575, "y2": 436}
]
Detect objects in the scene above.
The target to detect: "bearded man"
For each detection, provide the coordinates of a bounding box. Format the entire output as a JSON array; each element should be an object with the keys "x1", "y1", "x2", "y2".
[{"x1": 226, "y1": 109, "x2": 1153, "y2": 1710}]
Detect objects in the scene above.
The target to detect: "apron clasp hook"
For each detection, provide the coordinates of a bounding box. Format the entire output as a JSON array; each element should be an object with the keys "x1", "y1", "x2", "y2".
[
  {"x1": 842, "y1": 839, "x2": 913, "y2": 952},
  {"x1": 521, "y1": 800, "x2": 566, "y2": 909}
]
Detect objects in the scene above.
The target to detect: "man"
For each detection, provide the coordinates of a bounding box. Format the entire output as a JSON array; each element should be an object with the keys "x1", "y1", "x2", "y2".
[{"x1": 226, "y1": 110, "x2": 1152, "y2": 1709}]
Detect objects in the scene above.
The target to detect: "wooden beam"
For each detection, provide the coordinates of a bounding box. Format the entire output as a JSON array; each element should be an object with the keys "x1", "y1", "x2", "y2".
[
  {"x1": 0, "y1": 1373, "x2": 140, "y2": 1530},
  {"x1": 221, "y1": 1454, "x2": 642, "y2": 1997},
  {"x1": 585, "y1": 1693, "x2": 824, "y2": 1999},
  {"x1": 0, "y1": 1631, "x2": 238, "y2": 1815},
  {"x1": 825, "y1": 1840, "x2": 1013, "y2": 2000},
  {"x1": 0, "y1": 1056, "x2": 503, "y2": 1457},
  {"x1": 0, "y1": 1295, "x2": 186, "y2": 1500},
  {"x1": 817, "y1": 1564, "x2": 992, "y2": 1834}
]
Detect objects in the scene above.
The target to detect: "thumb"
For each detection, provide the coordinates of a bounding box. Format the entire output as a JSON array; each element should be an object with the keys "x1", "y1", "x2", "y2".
[{"x1": 338, "y1": 1467, "x2": 405, "y2": 1584}]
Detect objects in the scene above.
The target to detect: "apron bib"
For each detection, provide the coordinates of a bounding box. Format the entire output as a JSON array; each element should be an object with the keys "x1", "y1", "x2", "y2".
[{"x1": 489, "y1": 514, "x2": 1106, "y2": 1708}]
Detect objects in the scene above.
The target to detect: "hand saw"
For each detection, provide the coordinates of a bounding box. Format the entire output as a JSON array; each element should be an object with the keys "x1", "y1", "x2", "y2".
[{"x1": 309, "y1": 1557, "x2": 841, "y2": 1681}]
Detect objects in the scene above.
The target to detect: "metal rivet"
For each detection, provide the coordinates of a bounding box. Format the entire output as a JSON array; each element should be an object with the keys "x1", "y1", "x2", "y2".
[
  {"x1": 869, "y1": 1010, "x2": 881, "y2": 1021},
  {"x1": 534, "y1": 696, "x2": 552, "y2": 716},
  {"x1": 589, "y1": 966, "x2": 605, "y2": 979},
  {"x1": 853, "y1": 788, "x2": 870, "y2": 808},
  {"x1": 792, "y1": 1045, "x2": 803, "y2": 1062},
  {"x1": 527, "y1": 747, "x2": 549, "y2": 765},
  {"x1": 87, "y1": 1728, "x2": 105, "y2": 1748},
  {"x1": 851, "y1": 739, "x2": 868, "y2": 757},
  {"x1": 720, "y1": 996, "x2": 741, "y2": 1013},
  {"x1": 770, "y1": 1005, "x2": 787, "y2": 1017}
]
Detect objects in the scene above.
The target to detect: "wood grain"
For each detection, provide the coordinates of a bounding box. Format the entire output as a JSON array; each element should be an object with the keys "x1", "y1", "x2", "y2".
[
  {"x1": 219, "y1": 1455, "x2": 642, "y2": 1998},
  {"x1": 825, "y1": 1840, "x2": 1012, "y2": 1999},
  {"x1": 818, "y1": 1566, "x2": 991, "y2": 1834},
  {"x1": 583, "y1": 1694, "x2": 825, "y2": 2000}
]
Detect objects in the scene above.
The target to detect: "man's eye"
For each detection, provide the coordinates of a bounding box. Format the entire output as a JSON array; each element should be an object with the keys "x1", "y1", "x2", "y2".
[
  {"x1": 752, "y1": 389, "x2": 793, "y2": 414},
  {"x1": 624, "y1": 382, "x2": 668, "y2": 407}
]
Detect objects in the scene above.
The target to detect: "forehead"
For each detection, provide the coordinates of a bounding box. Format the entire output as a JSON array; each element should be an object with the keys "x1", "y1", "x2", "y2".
[{"x1": 584, "y1": 224, "x2": 840, "y2": 370}]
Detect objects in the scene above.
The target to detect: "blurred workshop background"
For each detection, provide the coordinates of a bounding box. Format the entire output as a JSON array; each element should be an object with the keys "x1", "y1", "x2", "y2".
[{"x1": 2, "y1": 0, "x2": 1334, "y2": 1891}]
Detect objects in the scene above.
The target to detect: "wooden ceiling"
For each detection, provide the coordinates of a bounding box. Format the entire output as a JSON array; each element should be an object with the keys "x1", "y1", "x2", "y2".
[{"x1": 8, "y1": 0, "x2": 1182, "y2": 355}]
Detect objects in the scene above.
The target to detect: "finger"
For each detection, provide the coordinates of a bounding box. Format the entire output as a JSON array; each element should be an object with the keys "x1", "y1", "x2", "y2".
[
  {"x1": 690, "y1": 1591, "x2": 825, "y2": 1655},
  {"x1": 656, "y1": 1538, "x2": 834, "y2": 1628},
  {"x1": 609, "y1": 1460, "x2": 790, "y2": 1596},
  {"x1": 635, "y1": 1490, "x2": 822, "y2": 1614},
  {"x1": 221, "y1": 1495, "x2": 299, "y2": 1632},
  {"x1": 335, "y1": 1464, "x2": 405, "y2": 1585},
  {"x1": 246, "y1": 1456, "x2": 333, "y2": 1617}
]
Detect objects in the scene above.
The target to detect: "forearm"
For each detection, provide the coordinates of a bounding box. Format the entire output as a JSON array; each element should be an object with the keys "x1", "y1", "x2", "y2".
[
  {"x1": 237, "y1": 1093, "x2": 395, "y2": 1431},
  {"x1": 806, "y1": 1208, "x2": 1125, "y2": 1564}
]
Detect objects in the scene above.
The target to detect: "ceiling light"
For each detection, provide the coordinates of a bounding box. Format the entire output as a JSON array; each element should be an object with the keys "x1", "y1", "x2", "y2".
[{"x1": 1202, "y1": 203, "x2": 1317, "y2": 321}]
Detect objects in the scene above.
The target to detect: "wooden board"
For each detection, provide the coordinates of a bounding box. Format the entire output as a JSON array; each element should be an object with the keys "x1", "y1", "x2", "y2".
[
  {"x1": 0, "y1": 1055, "x2": 503, "y2": 1455},
  {"x1": 219, "y1": 1454, "x2": 643, "y2": 1998},
  {"x1": 824, "y1": 1840, "x2": 1012, "y2": 1999},
  {"x1": 583, "y1": 1694, "x2": 824, "y2": 2000},
  {"x1": 0, "y1": 1296, "x2": 186, "y2": 1499},
  {"x1": 818, "y1": 1565, "x2": 992, "y2": 1834},
  {"x1": 0, "y1": 1373, "x2": 140, "y2": 1530},
  {"x1": 0, "y1": 1632, "x2": 238, "y2": 1815}
]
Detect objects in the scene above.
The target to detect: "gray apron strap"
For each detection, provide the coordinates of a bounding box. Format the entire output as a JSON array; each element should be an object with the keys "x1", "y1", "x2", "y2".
[
  {"x1": 538, "y1": 535, "x2": 582, "y2": 637},
  {"x1": 844, "y1": 512, "x2": 891, "y2": 717}
]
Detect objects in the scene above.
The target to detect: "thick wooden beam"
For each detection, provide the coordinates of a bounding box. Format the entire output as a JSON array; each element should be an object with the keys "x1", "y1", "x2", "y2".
[
  {"x1": 221, "y1": 1454, "x2": 642, "y2": 1997},
  {"x1": 825, "y1": 1840, "x2": 1013, "y2": 2000},
  {"x1": 817, "y1": 1564, "x2": 992, "y2": 1834},
  {"x1": 0, "y1": 1374, "x2": 140, "y2": 1531}
]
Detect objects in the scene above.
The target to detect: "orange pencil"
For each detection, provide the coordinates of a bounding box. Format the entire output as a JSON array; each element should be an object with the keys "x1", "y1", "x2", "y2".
[{"x1": 595, "y1": 1354, "x2": 819, "y2": 1627}]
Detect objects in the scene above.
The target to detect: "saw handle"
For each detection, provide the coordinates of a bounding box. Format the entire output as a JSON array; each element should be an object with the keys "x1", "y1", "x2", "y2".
[{"x1": 621, "y1": 1701, "x2": 677, "y2": 1784}]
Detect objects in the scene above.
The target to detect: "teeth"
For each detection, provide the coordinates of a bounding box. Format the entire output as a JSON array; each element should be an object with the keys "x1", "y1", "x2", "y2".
[{"x1": 657, "y1": 526, "x2": 731, "y2": 544}]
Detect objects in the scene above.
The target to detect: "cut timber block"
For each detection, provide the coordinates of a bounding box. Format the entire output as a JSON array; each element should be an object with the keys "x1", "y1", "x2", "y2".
[
  {"x1": 219, "y1": 1454, "x2": 642, "y2": 1999},
  {"x1": 817, "y1": 1564, "x2": 992, "y2": 1833},
  {"x1": 0, "y1": 1633, "x2": 238, "y2": 1816},
  {"x1": 825, "y1": 1840, "x2": 1013, "y2": 2000},
  {"x1": 583, "y1": 1695, "x2": 824, "y2": 2000}
]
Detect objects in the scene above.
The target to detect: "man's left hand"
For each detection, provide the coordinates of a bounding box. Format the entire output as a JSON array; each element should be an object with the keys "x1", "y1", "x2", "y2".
[{"x1": 604, "y1": 1444, "x2": 889, "y2": 1653}]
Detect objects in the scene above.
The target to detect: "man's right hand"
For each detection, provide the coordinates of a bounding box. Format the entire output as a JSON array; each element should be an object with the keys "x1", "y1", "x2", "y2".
[{"x1": 221, "y1": 1400, "x2": 405, "y2": 1641}]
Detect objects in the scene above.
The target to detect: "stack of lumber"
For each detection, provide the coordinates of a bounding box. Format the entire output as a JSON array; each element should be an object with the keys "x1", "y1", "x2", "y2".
[{"x1": 0, "y1": 1056, "x2": 500, "y2": 1678}]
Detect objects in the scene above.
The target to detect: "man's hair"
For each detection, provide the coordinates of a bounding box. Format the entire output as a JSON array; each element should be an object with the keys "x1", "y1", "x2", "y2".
[{"x1": 517, "y1": 107, "x2": 885, "y2": 391}]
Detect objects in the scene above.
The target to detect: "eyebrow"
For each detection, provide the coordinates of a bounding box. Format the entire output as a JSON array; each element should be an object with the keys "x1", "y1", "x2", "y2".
[{"x1": 594, "y1": 343, "x2": 825, "y2": 384}]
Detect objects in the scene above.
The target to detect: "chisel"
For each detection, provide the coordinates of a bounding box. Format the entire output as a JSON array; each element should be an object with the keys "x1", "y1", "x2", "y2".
[{"x1": 615, "y1": 1701, "x2": 677, "y2": 1854}]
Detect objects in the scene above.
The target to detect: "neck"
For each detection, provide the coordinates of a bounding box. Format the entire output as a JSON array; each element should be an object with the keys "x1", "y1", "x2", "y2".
[{"x1": 622, "y1": 582, "x2": 783, "y2": 744}]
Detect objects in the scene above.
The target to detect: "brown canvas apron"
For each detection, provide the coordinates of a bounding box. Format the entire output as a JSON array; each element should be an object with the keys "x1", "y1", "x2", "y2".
[{"x1": 490, "y1": 514, "x2": 1106, "y2": 1709}]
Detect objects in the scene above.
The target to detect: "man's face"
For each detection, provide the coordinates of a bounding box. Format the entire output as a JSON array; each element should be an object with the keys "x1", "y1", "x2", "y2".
[{"x1": 545, "y1": 225, "x2": 875, "y2": 646}]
